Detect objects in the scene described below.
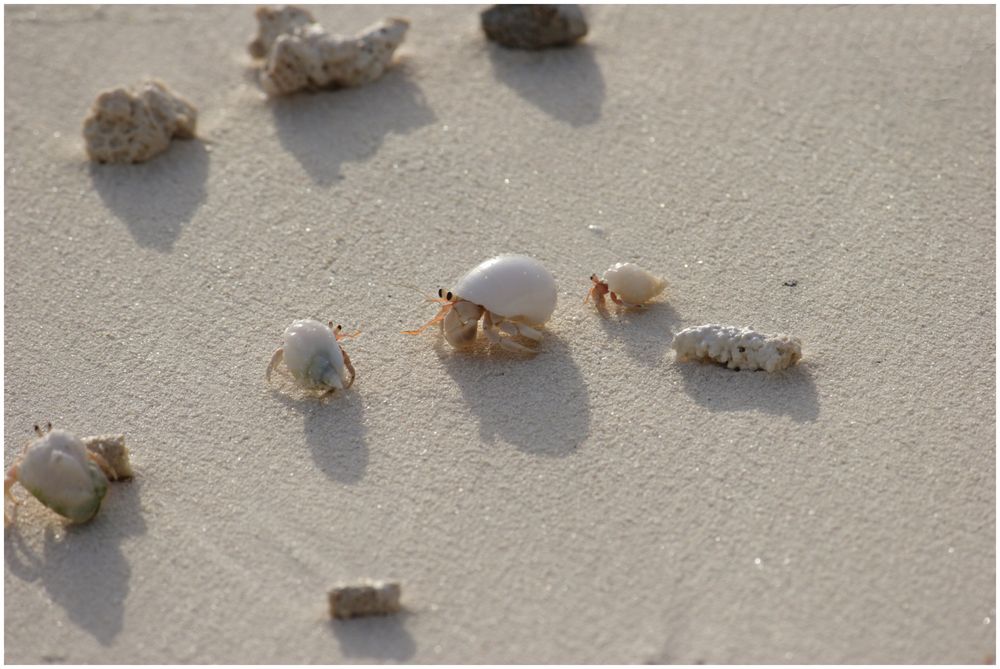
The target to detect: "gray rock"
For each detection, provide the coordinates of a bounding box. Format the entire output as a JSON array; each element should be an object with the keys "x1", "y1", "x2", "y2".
[{"x1": 481, "y1": 5, "x2": 587, "y2": 50}]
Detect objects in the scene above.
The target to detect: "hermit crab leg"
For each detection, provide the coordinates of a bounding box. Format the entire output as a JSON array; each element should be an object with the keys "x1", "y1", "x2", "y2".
[
  {"x1": 4, "y1": 465, "x2": 20, "y2": 526},
  {"x1": 609, "y1": 292, "x2": 642, "y2": 308},
  {"x1": 402, "y1": 302, "x2": 453, "y2": 335},
  {"x1": 341, "y1": 347, "x2": 356, "y2": 389},
  {"x1": 483, "y1": 311, "x2": 533, "y2": 353},
  {"x1": 87, "y1": 451, "x2": 117, "y2": 481},
  {"x1": 512, "y1": 322, "x2": 543, "y2": 341},
  {"x1": 266, "y1": 347, "x2": 284, "y2": 382}
]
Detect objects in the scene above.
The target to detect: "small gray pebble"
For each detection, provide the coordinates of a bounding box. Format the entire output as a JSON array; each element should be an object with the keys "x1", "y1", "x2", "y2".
[{"x1": 481, "y1": 5, "x2": 588, "y2": 50}]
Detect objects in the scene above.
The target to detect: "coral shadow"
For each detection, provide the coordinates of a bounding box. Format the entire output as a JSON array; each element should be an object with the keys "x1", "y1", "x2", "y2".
[
  {"x1": 4, "y1": 478, "x2": 146, "y2": 646},
  {"x1": 270, "y1": 387, "x2": 368, "y2": 483},
  {"x1": 437, "y1": 333, "x2": 591, "y2": 456},
  {"x1": 268, "y1": 64, "x2": 436, "y2": 186},
  {"x1": 594, "y1": 301, "x2": 683, "y2": 365},
  {"x1": 88, "y1": 140, "x2": 209, "y2": 252},
  {"x1": 676, "y1": 362, "x2": 820, "y2": 423},
  {"x1": 328, "y1": 611, "x2": 416, "y2": 662},
  {"x1": 486, "y1": 43, "x2": 605, "y2": 126}
]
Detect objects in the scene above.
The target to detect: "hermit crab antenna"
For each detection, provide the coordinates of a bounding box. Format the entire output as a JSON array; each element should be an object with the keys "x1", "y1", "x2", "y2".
[{"x1": 336, "y1": 326, "x2": 361, "y2": 340}]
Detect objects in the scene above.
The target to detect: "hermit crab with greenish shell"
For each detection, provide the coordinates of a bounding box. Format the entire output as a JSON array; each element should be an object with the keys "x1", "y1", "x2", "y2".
[
  {"x1": 267, "y1": 319, "x2": 359, "y2": 395},
  {"x1": 4, "y1": 424, "x2": 132, "y2": 526}
]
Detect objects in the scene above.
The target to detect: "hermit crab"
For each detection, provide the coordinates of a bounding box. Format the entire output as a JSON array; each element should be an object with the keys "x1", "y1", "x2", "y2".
[
  {"x1": 586, "y1": 262, "x2": 666, "y2": 308},
  {"x1": 404, "y1": 254, "x2": 557, "y2": 353},
  {"x1": 267, "y1": 319, "x2": 358, "y2": 394},
  {"x1": 4, "y1": 424, "x2": 122, "y2": 525}
]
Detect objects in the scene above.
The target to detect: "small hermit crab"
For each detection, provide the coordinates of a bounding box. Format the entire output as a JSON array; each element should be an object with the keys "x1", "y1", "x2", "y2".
[
  {"x1": 267, "y1": 319, "x2": 358, "y2": 395},
  {"x1": 4, "y1": 424, "x2": 119, "y2": 525},
  {"x1": 586, "y1": 262, "x2": 667, "y2": 308},
  {"x1": 404, "y1": 254, "x2": 557, "y2": 353}
]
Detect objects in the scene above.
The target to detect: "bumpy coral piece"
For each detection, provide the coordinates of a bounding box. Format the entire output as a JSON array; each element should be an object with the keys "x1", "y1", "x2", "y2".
[
  {"x1": 672, "y1": 324, "x2": 802, "y2": 372},
  {"x1": 249, "y1": 6, "x2": 409, "y2": 96},
  {"x1": 248, "y1": 5, "x2": 317, "y2": 58},
  {"x1": 83, "y1": 434, "x2": 133, "y2": 481},
  {"x1": 481, "y1": 5, "x2": 588, "y2": 50},
  {"x1": 328, "y1": 580, "x2": 402, "y2": 619},
  {"x1": 82, "y1": 80, "x2": 197, "y2": 164}
]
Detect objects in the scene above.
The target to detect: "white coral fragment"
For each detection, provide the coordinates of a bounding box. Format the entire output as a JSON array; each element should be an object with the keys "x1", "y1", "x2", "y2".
[
  {"x1": 83, "y1": 80, "x2": 197, "y2": 164},
  {"x1": 328, "y1": 580, "x2": 402, "y2": 619},
  {"x1": 672, "y1": 324, "x2": 802, "y2": 372},
  {"x1": 248, "y1": 5, "x2": 316, "y2": 58},
  {"x1": 249, "y1": 6, "x2": 409, "y2": 96}
]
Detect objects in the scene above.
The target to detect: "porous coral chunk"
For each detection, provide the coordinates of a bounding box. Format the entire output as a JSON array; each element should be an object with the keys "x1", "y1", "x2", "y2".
[
  {"x1": 672, "y1": 324, "x2": 802, "y2": 372},
  {"x1": 83, "y1": 80, "x2": 197, "y2": 164},
  {"x1": 248, "y1": 5, "x2": 317, "y2": 58},
  {"x1": 249, "y1": 6, "x2": 409, "y2": 96}
]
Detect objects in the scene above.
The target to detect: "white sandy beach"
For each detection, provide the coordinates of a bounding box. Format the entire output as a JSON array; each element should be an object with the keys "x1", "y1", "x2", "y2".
[{"x1": 3, "y1": 4, "x2": 995, "y2": 663}]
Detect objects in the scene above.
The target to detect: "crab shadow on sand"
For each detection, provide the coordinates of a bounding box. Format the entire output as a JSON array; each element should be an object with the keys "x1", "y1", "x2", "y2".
[
  {"x1": 269, "y1": 384, "x2": 368, "y2": 484},
  {"x1": 328, "y1": 611, "x2": 416, "y2": 662},
  {"x1": 676, "y1": 360, "x2": 820, "y2": 423},
  {"x1": 267, "y1": 63, "x2": 437, "y2": 186},
  {"x1": 592, "y1": 301, "x2": 683, "y2": 365},
  {"x1": 88, "y1": 140, "x2": 209, "y2": 252},
  {"x1": 437, "y1": 332, "x2": 591, "y2": 456},
  {"x1": 486, "y1": 43, "x2": 605, "y2": 127},
  {"x1": 4, "y1": 478, "x2": 146, "y2": 648}
]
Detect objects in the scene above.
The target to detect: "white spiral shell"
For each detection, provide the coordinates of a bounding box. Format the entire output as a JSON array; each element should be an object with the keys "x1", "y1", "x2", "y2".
[
  {"x1": 602, "y1": 262, "x2": 666, "y2": 304},
  {"x1": 451, "y1": 254, "x2": 557, "y2": 325}
]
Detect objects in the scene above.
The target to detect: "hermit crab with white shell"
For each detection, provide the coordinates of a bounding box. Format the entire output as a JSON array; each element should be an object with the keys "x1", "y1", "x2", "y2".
[
  {"x1": 4, "y1": 424, "x2": 127, "y2": 526},
  {"x1": 404, "y1": 254, "x2": 558, "y2": 353},
  {"x1": 586, "y1": 262, "x2": 667, "y2": 308},
  {"x1": 267, "y1": 319, "x2": 358, "y2": 395}
]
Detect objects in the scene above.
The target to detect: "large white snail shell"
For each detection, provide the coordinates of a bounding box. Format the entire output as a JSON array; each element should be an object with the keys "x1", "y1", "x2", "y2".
[{"x1": 451, "y1": 254, "x2": 557, "y2": 325}]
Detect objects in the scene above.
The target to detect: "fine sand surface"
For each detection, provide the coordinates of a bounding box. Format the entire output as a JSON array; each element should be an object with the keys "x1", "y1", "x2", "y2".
[{"x1": 4, "y1": 5, "x2": 995, "y2": 664}]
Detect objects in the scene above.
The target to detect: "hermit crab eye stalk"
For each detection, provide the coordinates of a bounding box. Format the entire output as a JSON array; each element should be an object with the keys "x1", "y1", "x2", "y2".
[
  {"x1": 446, "y1": 291, "x2": 453, "y2": 301},
  {"x1": 437, "y1": 288, "x2": 444, "y2": 298}
]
